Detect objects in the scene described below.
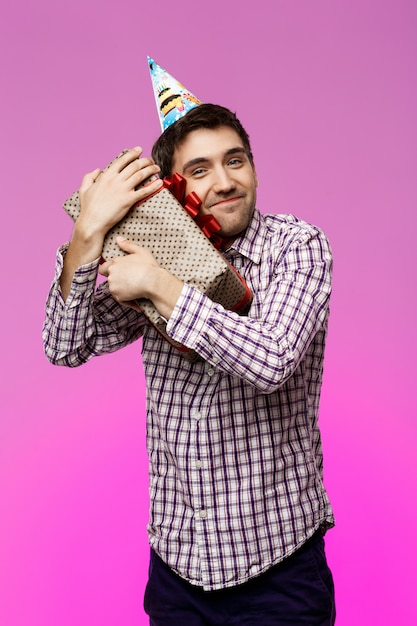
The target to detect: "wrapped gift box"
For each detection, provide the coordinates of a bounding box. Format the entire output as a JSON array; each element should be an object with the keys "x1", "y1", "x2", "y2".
[{"x1": 63, "y1": 152, "x2": 252, "y2": 362}]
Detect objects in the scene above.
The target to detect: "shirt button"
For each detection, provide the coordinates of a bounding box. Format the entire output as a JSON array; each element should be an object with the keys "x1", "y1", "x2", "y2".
[
  {"x1": 207, "y1": 367, "x2": 215, "y2": 377},
  {"x1": 195, "y1": 460, "x2": 203, "y2": 469},
  {"x1": 192, "y1": 411, "x2": 202, "y2": 421},
  {"x1": 200, "y1": 510, "x2": 207, "y2": 519}
]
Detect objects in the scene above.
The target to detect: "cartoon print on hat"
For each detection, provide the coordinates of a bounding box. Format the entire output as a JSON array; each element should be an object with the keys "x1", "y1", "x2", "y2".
[{"x1": 148, "y1": 56, "x2": 202, "y2": 132}]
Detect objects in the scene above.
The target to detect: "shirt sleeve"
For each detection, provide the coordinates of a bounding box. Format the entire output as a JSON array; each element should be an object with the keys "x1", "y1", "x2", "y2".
[
  {"x1": 166, "y1": 226, "x2": 332, "y2": 393},
  {"x1": 42, "y1": 244, "x2": 146, "y2": 367}
]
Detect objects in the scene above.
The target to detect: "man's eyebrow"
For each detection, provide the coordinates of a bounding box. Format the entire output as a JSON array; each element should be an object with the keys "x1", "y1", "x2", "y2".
[
  {"x1": 182, "y1": 147, "x2": 248, "y2": 173},
  {"x1": 182, "y1": 157, "x2": 210, "y2": 172},
  {"x1": 224, "y1": 147, "x2": 247, "y2": 157}
]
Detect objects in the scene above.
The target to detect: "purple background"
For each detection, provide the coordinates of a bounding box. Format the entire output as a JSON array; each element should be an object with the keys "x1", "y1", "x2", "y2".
[{"x1": 1, "y1": 1, "x2": 416, "y2": 624}]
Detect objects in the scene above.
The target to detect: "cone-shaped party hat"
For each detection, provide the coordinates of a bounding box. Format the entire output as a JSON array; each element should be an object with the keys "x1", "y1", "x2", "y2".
[{"x1": 148, "y1": 56, "x2": 202, "y2": 132}]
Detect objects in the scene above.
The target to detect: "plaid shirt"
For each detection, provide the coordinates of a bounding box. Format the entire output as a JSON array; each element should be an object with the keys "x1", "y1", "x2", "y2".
[{"x1": 43, "y1": 209, "x2": 334, "y2": 591}]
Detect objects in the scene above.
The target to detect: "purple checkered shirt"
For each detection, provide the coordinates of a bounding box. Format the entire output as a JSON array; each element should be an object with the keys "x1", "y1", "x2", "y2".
[{"x1": 43, "y1": 209, "x2": 335, "y2": 591}]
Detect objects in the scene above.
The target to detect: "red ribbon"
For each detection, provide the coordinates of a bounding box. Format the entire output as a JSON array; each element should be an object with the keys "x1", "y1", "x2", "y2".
[
  {"x1": 183, "y1": 191, "x2": 200, "y2": 220},
  {"x1": 195, "y1": 213, "x2": 222, "y2": 241},
  {"x1": 163, "y1": 173, "x2": 186, "y2": 204},
  {"x1": 163, "y1": 174, "x2": 223, "y2": 249}
]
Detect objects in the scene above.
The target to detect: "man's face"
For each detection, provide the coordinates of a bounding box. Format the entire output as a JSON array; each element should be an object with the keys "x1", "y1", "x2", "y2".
[{"x1": 171, "y1": 126, "x2": 258, "y2": 241}]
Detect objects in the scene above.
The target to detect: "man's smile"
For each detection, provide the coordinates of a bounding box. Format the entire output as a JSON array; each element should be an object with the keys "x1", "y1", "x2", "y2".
[{"x1": 207, "y1": 193, "x2": 246, "y2": 210}]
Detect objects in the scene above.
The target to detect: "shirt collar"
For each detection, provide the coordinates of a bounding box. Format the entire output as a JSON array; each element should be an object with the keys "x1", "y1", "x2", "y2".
[{"x1": 224, "y1": 209, "x2": 267, "y2": 264}]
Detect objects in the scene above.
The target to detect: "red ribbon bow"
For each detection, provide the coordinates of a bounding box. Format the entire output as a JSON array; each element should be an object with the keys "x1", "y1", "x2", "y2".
[{"x1": 163, "y1": 174, "x2": 223, "y2": 249}]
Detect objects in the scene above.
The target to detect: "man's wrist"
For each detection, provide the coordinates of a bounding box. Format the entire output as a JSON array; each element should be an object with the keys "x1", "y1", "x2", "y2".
[
  {"x1": 70, "y1": 220, "x2": 106, "y2": 263},
  {"x1": 73, "y1": 217, "x2": 106, "y2": 248},
  {"x1": 146, "y1": 267, "x2": 184, "y2": 320}
]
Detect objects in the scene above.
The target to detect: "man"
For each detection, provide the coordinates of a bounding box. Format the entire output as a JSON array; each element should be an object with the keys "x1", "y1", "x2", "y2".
[{"x1": 43, "y1": 103, "x2": 336, "y2": 625}]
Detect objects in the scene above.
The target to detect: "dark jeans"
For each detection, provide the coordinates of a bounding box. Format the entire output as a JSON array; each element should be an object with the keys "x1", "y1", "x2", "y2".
[{"x1": 144, "y1": 532, "x2": 336, "y2": 625}]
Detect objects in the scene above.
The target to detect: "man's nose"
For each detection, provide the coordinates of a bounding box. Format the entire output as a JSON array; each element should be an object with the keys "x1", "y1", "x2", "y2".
[{"x1": 212, "y1": 167, "x2": 236, "y2": 194}]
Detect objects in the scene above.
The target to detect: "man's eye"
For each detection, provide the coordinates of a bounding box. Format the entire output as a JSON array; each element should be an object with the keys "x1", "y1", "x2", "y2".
[
  {"x1": 228, "y1": 159, "x2": 242, "y2": 167},
  {"x1": 191, "y1": 168, "x2": 206, "y2": 177}
]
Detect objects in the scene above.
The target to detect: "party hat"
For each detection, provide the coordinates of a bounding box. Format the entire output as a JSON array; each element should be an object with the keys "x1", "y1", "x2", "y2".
[{"x1": 148, "y1": 56, "x2": 202, "y2": 132}]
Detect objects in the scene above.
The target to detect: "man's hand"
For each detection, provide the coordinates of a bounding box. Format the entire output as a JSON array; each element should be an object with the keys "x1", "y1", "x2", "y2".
[
  {"x1": 60, "y1": 148, "x2": 163, "y2": 302},
  {"x1": 77, "y1": 148, "x2": 163, "y2": 241},
  {"x1": 99, "y1": 238, "x2": 184, "y2": 320}
]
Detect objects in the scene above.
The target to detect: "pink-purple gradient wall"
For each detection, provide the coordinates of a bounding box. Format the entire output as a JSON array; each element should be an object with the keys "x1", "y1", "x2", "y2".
[{"x1": 1, "y1": 1, "x2": 416, "y2": 624}]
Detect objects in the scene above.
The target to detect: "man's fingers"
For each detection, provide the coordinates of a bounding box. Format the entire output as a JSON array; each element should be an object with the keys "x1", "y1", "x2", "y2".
[
  {"x1": 98, "y1": 240, "x2": 142, "y2": 279},
  {"x1": 98, "y1": 261, "x2": 109, "y2": 277},
  {"x1": 116, "y1": 237, "x2": 141, "y2": 254},
  {"x1": 113, "y1": 147, "x2": 144, "y2": 173},
  {"x1": 122, "y1": 157, "x2": 160, "y2": 184},
  {"x1": 79, "y1": 149, "x2": 161, "y2": 199},
  {"x1": 80, "y1": 168, "x2": 101, "y2": 191}
]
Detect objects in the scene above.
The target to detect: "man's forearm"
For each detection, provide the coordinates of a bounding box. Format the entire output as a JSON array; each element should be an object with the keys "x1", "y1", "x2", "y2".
[{"x1": 60, "y1": 224, "x2": 104, "y2": 301}]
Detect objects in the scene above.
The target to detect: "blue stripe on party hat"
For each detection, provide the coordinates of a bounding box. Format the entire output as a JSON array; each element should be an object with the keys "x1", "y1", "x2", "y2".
[{"x1": 148, "y1": 56, "x2": 202, "y2": 132}]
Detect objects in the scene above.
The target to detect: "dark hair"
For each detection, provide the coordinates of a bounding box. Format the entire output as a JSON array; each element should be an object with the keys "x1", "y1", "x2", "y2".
[{"x1": 151, "y1": 103, "x2": 253, "y2": 179}]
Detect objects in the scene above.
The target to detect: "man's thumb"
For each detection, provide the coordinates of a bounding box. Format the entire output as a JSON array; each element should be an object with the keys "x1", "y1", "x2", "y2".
[{"x1": 116, "y1": 236, "x2": 138, "y2": 253}]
